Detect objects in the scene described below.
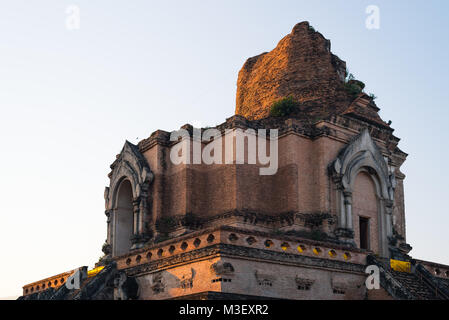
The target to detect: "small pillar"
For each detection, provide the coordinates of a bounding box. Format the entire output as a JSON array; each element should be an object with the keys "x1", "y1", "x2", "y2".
[{"x1": 343, "y1": 191, "x2": 353, "y2": 230}]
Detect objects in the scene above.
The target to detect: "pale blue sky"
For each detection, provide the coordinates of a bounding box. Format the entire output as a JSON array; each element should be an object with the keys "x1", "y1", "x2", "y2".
[{"x1": 0, "y1": 1, "x2": 448, "y2": 298}]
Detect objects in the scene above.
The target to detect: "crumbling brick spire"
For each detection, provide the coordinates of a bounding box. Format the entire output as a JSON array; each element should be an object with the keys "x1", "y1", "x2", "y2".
[{"x1": 235, "y1": 21, "x2": 351, "y2": 120}]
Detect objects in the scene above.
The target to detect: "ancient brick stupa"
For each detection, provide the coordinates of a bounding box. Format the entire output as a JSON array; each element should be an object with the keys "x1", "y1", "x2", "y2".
[
  {"x1": 236, "y1": 21, "x2": 349, "y2": 120},
  {"x1": 20, "y1": 22, "x2": 449, "y2": 300},
  {"x1": 236, "y1": 21, "x2": 387, "y2": 126}
]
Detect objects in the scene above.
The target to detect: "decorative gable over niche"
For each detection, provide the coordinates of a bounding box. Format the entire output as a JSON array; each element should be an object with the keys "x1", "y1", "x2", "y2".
[
  {"x1": 329, "y1": 128, "x2": 399, "y2": 257},
  {"x1": 105, "y1": 141, "x2": 153, "y2": 211},
  {"x1": 330, "y1": 128, "x2": 393, "y2": 199}
]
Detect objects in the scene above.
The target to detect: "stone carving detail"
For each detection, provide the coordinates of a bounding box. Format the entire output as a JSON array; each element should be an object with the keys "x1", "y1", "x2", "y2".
[
  {"x1": 108, "y1": 141, "x2": 154, "y2": 202},
  {"x1": 151, "y1": 272, "x2": 165, "y2": 294},
  {"x1": 331, "y1": 277, "x2": 349, "y2": 294},
  {"x1": 124, "y1": 241, "x2": 365, "y2": 279},
  {"x1": 179, "y1": 268, "x2": 195, "y2": 289},
  {"x1": 106, "y1": 141, "x2": 154, "y2": 252},
  {"x1": 104, "y1": 187, "x2": 110, "y2": 209},
  {"x1": 334, "y1": 228, "x2": 354, "y2": 239},
  {"x1": 330, "y1": 128, "x2": 390, "y2": 194},
  {"x1": 254, "y1": 270, "x2": 275, "y2": 287},
  {"x1": 210, "y1": 261, "x2": 235, "y2": 276},
  {"x1": 113, "y1": 272, "x2": 139, "y2": 300},
  {"x1": 102, "y1": 241, "x2": 111, "y2": 255},
  {"x1": 388, "y1": 167, "x2": 397, "y2": 202},
  {"x1": 295, "y1": 276, "x2": 315, "y2": 290},
  {"x1": 329, "y1": 128, "x2": 394, "y2": 256}
]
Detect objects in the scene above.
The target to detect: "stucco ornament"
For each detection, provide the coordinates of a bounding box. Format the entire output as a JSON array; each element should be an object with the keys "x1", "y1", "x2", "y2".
[
  {"x1": 179, "y1": 268, "x2": 196, "y2": 289},
  {"x1": 114, "y1": 272, "x2": 139, "y2": 300},
  {"x1": 107, "y1": 141, "x2": 154, "y2": 207},
  {"x1": 210, "y1": 261, "x2": 235, "y2": 276},
  {"x1": 151, "y1": 273, "x2": 165, "y2": 294},
  {"x1": 330, "y1": 128, "x2": 395, "y2": 257},
  {"x1": 105, "y1": 141, "x2": 155, "y2": 255},
  {"x1": 332, "y1": 128, "x2": 390, "y2": 196},
  {"x1": 104, "y1": 187, "x2": 110, "y2": 209},
  {"x1": 254, "y1": 270, "x2": 275, "y2": 286}
]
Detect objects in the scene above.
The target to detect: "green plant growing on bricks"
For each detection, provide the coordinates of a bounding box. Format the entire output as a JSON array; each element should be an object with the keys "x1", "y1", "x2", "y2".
[
  {"x1": 269, "y1": 95, "x2": 300, "y2": 117},
  {"x1": 344, "y1": 73, "x2": 365, "y2": 98}
]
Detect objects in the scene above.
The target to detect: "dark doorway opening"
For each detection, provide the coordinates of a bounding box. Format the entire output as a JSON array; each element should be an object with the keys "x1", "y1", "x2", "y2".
[{"x1": 359, "y1": 217, "x2": 370, "y2": 250}]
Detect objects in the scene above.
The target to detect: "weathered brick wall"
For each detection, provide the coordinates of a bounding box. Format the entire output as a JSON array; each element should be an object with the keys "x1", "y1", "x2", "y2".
[
  {"x1": 118, "y1": 227, "x2": 369, "y2": 300},
  {"x1": 141, "y1": 131, "x2": 348, "y2": 221},
  {"x1": 235, "y1": 21, "x2": 350, "y2": 120},
  {"x1": 139, "y1": 122, "x2": 405, "y2": 238}
]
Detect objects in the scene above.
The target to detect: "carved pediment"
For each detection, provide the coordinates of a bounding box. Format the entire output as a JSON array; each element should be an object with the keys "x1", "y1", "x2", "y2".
[
  {"x1": 330, "y1": 128, "x2": 391, "y2": 198},
  {"x1": 106, "y1": 141, "x2": 153, "y2": 209}
]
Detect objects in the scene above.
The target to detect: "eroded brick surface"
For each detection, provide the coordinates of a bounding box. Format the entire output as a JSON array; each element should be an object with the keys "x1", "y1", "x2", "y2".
[{"x1": 236, "y1": 21, "x2": 350, "y2": 120}]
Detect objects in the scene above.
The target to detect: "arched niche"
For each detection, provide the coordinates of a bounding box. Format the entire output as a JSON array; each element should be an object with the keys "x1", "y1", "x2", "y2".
[
  {"x1": 103, "y1": 141, "x2": 154, "y2": 257},
  {"x1": 113, "y1": 179, "x2": 134, "y2": 256},
  {"x1": 330, "y1": 128, "x2": 395, "y2": 257}
]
